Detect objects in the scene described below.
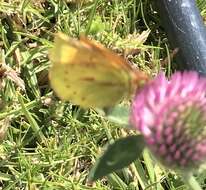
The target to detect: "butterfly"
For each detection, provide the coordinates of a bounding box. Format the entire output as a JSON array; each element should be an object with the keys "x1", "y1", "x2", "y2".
[{"x1": 49, "y1": 32, "x2": 148, "y2": 108}]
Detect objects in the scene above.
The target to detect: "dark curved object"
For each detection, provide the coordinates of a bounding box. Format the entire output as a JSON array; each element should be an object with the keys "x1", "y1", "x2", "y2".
[{"x1": 156, "y1": 0, "x2": 206, "y2": 76}]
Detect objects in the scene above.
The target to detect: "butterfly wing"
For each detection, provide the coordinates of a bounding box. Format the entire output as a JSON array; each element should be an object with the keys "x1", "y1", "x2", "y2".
[
  {"x1": 49, "y1": 33, "x2": 145, "y2": 108},
  {"x1": 79, "y1": 36, "x2": 149, "y2": 94}
]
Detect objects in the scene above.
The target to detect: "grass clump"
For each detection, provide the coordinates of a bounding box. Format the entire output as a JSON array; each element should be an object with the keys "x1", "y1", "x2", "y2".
[{"x1": 0, "y1": 0, "x2": 206, "y2": 189}]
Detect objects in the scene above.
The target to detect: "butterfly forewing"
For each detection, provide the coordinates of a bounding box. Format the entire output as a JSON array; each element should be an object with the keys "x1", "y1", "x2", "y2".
[{"x1": 49, "y1": 32, "x2": 148, "y2": 108}]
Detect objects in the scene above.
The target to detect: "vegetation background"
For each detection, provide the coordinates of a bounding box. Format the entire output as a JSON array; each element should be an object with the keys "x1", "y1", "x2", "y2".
[{"x1": 0, "y1": 0, "x2": 206, "y2": 189}]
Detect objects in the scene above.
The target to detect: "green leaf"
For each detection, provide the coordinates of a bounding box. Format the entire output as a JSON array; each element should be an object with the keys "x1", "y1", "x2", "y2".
[
  {"x1": 88, "y1": 135, "x2": 145, "y2": 182},
  {"x1": 89, "y1": 16, "x2": 105, "y2": 35},
  {"x1": 105, "y1": 105, "x2": 130, "y2": 126}
]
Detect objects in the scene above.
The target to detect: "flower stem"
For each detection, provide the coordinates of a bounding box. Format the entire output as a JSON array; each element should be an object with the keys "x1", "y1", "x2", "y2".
[{"x1": 181, "y1": 172, "x2": 202, "y2": 190}]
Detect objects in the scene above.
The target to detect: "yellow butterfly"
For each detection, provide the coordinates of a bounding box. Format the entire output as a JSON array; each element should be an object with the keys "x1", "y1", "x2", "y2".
[{"x1": 49, "y1": 32, "x2": 148, "y2": 108}]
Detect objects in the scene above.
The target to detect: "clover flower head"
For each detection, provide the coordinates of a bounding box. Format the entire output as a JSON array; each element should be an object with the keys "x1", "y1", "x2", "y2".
[{"x1": 130, "y1": 71, "x2": 206, "y2": 169}]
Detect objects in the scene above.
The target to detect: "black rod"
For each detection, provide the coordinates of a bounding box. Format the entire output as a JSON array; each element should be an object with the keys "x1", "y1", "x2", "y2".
[{"x1": 156, "y1": 0, "x2": 206, "y2": 76}]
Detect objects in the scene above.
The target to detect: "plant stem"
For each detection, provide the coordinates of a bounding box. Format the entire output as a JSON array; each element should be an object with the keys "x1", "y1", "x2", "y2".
[
  {"x1": 85, "y1": 0, "x2": 99, "y2": 35},
  {"x1": 181, "y1": 172, "x2": 202, "y2": 190},
  {"x1": 18, "y1": 94, "x2": 46, "y2": 143}
]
